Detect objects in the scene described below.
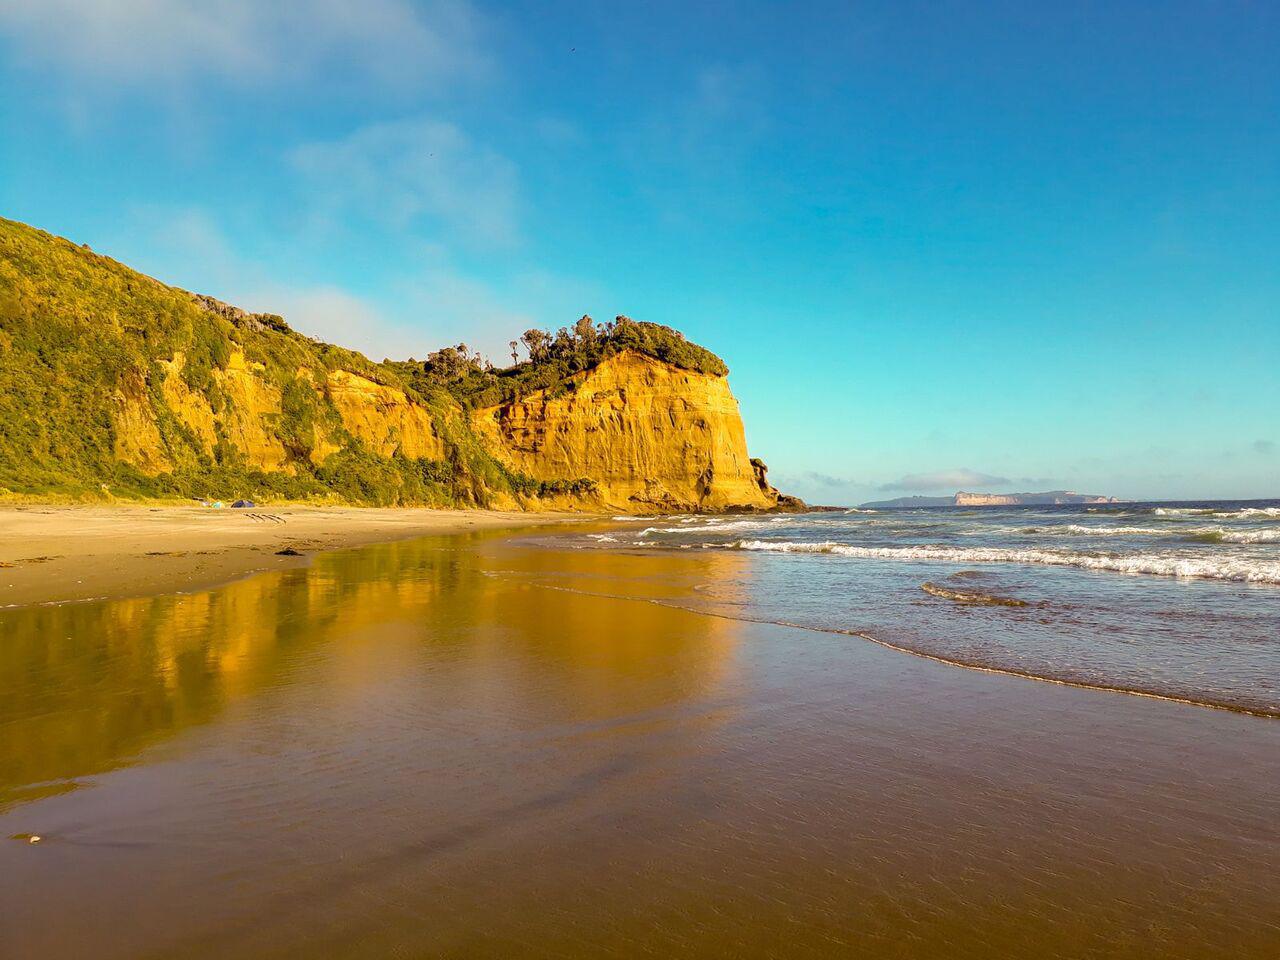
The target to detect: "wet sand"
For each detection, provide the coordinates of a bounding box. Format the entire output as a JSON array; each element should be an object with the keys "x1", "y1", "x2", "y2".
[
  {"x1": 1, "y1": 530, "x2": 1277, "y2": 958},
  {"x1": 0, "y1": 504, "x2": 583, "y2": 607}
]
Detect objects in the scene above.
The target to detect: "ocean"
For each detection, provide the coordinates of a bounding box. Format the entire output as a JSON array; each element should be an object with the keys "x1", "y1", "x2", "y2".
[
  {"x1": 577, "y1": 500, "x2": 1280, "y2": 716},
  {"x1": 3, "y1": 521, "x2": 1278, "y2": 957}
]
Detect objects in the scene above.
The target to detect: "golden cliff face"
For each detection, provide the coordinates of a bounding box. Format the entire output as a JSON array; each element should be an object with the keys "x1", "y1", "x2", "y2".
[
  {"x1": 107, "y1": 347, "x2": 779, "y2": 513},
  {"x1": 324, "y1": 370, "x2": 444, "y2": 461},
  {"x1": 471, "y1": 351, "x2": 777, "y2": 512},
  {"x1": 212, "y1": 350, "x2": 289, "y2": 471},
  {"x1": 111, "y1": 371, "x2": 171, "y2": 474},
  {"x1": 118, "y1": 348, "x2": 289, "y2": 472},
  {"x1": 4, "y1": 217, "x2": 788, "y2": 509},
  {"x1": 111, "y1": 353, "x2": 444, "y2": 476}
]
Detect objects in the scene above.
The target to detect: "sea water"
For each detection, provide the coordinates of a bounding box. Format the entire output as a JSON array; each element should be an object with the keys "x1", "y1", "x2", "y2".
[
  {"x1": 2, "y1": 526, "x2": 1278, "y2": 957},
  {"x1": 579, "y1": 501, "x2": 1280, "y2": 715}
]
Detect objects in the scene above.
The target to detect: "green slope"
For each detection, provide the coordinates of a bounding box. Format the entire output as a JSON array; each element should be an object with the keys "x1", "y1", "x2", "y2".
[
  {"x1": 0, "y1": 218, "x2": 521, "y2": 504},
  {"x1": 0, "y1": 216, "x2": 728, "y2": 506}
]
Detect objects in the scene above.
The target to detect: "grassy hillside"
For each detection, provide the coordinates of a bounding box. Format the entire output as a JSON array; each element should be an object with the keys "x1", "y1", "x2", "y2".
[
  {"x1": 0, "y1": 217, "x2": 727, "y2": 506},
  {"x1": 0, "y1": 218, "x2": 518, "y2": 504}
]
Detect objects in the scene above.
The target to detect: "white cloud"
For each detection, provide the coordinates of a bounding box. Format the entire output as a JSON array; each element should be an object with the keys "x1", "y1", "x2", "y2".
[
  {"x1": 249, "y1": 285, "x2": 416, "y2": 360},
  {"x1": 879, "y1": 468, "x2": 1012, "y2": 493},
  {"x1": 384, "y1": 252, "x2": 607, "y2": 362},
  {"x1": 113, "y1": 205, "x2": 597, "y2": 363},
  {"x1": 769, "y1": 470, "x2": 869, "y2": 506},
  {"x1": 775, "y1": 471, "x2": 864, "y2": 490},
  {"x1": 290, "y1": 117, "x2": 520, "y2": 249},
  {"x1": 245, "y1": 265, "x2": 598, "y2": 364},
  {"x1": 112, "y1": 206, "x2": 412, "y2": 359},
  {"x1": 0, "y1": 0, "x2": 486, "y2": 91}
]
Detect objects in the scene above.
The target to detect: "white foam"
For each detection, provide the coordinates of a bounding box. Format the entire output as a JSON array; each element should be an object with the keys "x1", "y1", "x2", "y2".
[
  {"x1": 1215, "y1": 528, "x2": 1280, "y2": 543},
  {"x1": 1017, "y1": 523, "x2": 1280, "y2": 543},
  {"x1": 1154, "y1": 506, "x2": 1280, "y2": 519},
  {"x1": 729, "y1": 540, "x2": 1280, "y2": 584},
  {"x1": 639, "y1": 518, "x2": 788, "y2": 537},
  {"x1": 1038, "y1": 524, "x2": 1176, "y2": 537}
]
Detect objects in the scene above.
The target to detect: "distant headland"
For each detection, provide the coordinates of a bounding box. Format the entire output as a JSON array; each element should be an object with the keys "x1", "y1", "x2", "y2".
[{"x1": 860, "y1": 490, "x2": 1125, "y2": 509}]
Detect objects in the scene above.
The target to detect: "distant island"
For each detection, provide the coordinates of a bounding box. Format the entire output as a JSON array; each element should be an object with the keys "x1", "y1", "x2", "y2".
[{"x1": 860, "y1": 490, "x2": 1125, "y2": 509}]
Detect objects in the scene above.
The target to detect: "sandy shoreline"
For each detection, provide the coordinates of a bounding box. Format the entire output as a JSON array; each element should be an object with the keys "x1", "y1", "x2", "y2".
[
  {"x1": 0, "y1": 504, "x2": 588, "y2": 607},
  {"x1": 4, "y1": 524, "x2": 1277, "y2": 958}
]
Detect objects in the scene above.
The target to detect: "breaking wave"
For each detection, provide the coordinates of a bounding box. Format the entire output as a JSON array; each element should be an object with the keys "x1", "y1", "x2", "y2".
[
  {"x1": 639, "y1": 518, "x2": 789, "y2": 537},
  {"x1": 1189, "y1": 528, "x2": 1280, "y2": 544},
  {"x1": 1025, "y1": 524, "x2": 1280, "y2": 544},
  {"x1": 729, "y1": 540, "x2": 1280, "y2": 584},
  {"x1": 1024, "y1": 524, "x2": 1177, "y2": 537},
  {"x1": 1154, "y1": 506, "x2": 1280, "y2": 519}
]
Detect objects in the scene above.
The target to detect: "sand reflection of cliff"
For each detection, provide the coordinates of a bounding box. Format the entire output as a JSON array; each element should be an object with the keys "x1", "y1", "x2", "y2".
[
  {"x1": 0, "y1": 533, "x2": 749, "y2": 810},
  {"x1": 454, "y1": 543, "x2": 754, "y2": 725}
]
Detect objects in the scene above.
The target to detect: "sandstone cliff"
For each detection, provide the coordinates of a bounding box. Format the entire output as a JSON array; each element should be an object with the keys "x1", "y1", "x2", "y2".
[
  {"x1": 472, "y1": 351, "x2": 778, "y2": 512},
  {"x1": 0, "y1": 216, "x2": 787, "y2": 512}
]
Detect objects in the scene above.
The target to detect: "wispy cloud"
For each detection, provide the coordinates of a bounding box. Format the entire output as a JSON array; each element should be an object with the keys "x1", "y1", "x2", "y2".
[
  {"x1": 131, "y1": 207, "x2": 420, "y2": 359},
  {"x1": 250, "y1": 265, "x2": 597, "y2": 363},
  {"x1": 0, "y1": 0, "x2": 487, "y2": 92},
  {"x1": 290, "y1": 117, "x2": 521, "y2": 249},
  {"x1": 879, "y1": 468, "x2": 1011, "y2": 492},
  {"x1": 118, "y1": 205, "x2": 597, "y2": 363},
  {"x1": 775, "y1": 471, "x2": 865, "y2": 490}
]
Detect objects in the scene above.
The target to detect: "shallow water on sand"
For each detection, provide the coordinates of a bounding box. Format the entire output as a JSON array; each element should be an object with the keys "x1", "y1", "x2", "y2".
[
  {"x1": 1, "y1": 529, "x2": 1278, "y2": 958},
  {"x1": 584, "y1": 502, "x2": 1280, "y2": 715}
]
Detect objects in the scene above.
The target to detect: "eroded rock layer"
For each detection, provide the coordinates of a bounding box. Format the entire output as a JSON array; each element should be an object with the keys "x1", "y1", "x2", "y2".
[{"x1": 472, "y1": 351, "x2": 778, "y2": 512}]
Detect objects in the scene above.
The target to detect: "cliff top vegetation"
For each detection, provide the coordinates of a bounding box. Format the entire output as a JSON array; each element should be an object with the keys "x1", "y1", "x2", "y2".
[{"x1": 392, "y1": 315, "x2": 729, "y2": 409}]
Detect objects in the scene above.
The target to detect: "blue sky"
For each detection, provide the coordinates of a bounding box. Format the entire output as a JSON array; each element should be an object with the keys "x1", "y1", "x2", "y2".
[{"x1": 1, "y1": 1, "x2": 1277, "y2": 502}]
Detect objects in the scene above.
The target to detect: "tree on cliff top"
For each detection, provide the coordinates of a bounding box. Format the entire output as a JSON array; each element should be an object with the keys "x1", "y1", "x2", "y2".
[{"x1": 397, "y1": 315, "x2": 728, "y2": 408}]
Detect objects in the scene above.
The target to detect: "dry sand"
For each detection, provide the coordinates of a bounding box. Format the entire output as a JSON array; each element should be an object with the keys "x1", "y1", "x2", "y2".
[{"x1": 0, "y1": 504, "x2": 586, "y2": 607}]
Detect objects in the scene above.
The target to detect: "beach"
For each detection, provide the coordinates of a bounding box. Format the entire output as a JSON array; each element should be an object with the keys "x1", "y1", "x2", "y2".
[
  {"x1": 4, "y1": 2, "x2": 1273, "y2": 954},
  {"x1": 1, "y1": 522, "x2": 1278, "y2": 958},
  {"x1": 0, "y1": 504, "x2": 583, "y2": 607}
]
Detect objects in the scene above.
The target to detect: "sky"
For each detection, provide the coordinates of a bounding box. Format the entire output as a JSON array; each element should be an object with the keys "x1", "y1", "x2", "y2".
[{"x1": 1, "y1": 0, "x2": 1277, "y2": 503}]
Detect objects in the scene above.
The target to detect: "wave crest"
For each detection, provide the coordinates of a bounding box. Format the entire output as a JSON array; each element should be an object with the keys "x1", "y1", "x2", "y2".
[
  {"x1": 639, "y1": 518, "x2": 787, "y2": 537},
  {"x1": 920, "y1": 582, "x2": 1028, "y2": 606},
  {"x1": 1154, "y1": 506, "x2": 1280, "y2": 519},
  {"x1": 730, "y1": 539, "x2": 1280, "y2": 584},
  {"x1": 1025, "y1": 524, "x2": 1175, "y2": 537},
  {"x1": 1028, "y1": 524, "x2": 1280, "y2": 543}
]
